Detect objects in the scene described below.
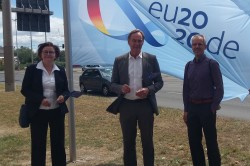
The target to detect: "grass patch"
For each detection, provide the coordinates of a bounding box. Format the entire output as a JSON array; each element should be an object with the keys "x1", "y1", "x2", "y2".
[{"x1": 0, "y1": 84, "x2": 250, "y2": 165}]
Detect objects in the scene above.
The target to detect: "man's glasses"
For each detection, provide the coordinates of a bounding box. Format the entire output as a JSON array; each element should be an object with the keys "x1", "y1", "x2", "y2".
[{"x1": 42, "y1": 51, "x2": 55, "y2": 55}]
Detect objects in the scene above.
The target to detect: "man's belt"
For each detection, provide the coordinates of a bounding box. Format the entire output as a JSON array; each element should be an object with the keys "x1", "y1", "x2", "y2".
[{"x1": 189, "y1": 98, "x2": 212, "y2": 104}]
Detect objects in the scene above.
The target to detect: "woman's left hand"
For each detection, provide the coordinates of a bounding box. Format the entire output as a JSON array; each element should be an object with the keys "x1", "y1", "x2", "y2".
[{"x1": 56, "y1": 95, "x2": 65, "y2": 103}]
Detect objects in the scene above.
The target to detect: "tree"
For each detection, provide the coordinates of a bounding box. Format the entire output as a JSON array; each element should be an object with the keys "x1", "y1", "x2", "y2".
[
  {"x1": 57, "y1": 50, "x2": 65, "y2": 62},
  {"x1": 15, "y1": 46, "x2": 34, "y2": 64},
  {"x1": 55, "y1": 50, "x2": 66, "y2": 67}
]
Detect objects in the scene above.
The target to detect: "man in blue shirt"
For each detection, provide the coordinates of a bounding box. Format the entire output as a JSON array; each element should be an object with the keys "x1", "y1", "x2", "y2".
[{"x1": 183, "y1": 34, "x2": 224, "y2": 166}]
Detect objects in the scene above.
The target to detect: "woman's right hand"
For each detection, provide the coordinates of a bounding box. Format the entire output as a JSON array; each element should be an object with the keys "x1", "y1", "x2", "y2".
[{"x1": 41, "y1": 98, "x2": 51, "y2": 107}]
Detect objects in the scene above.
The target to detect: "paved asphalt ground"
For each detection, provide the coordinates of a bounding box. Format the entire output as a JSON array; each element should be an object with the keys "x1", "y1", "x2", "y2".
[
  {"x1": 158, "y1": 74, "x2": 250, "y2": 121},
  {"x1": 1, "y1": 69, "x2": 250, "y2": 120}
]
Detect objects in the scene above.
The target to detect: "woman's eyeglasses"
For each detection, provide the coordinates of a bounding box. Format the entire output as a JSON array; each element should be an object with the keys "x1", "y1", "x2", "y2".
[{"x1": 42, "y1": 51, "x2": 55, "y2": 55}]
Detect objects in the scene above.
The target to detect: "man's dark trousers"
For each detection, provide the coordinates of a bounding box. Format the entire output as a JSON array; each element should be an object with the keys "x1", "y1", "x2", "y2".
[
  {"x1": 119, "y1": 98, "x2": 154, "y2": 166},
  {"x1": 187, "y1": 102, "x2": 221, "y2": 166}
]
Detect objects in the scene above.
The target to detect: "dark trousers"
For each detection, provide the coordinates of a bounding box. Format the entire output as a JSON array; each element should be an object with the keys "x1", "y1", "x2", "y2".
[
  {"x1": 119, "y1": 99, "x2": 154, "y2": 166},
  {"x1": 30, "y1": 108, "x2": 66, "y2": 166},
  {"x1": 187, "y1": 103, "x2": 221, "y2": 166}
]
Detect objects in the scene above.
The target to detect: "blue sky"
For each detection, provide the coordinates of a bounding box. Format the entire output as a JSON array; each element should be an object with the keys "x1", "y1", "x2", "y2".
[
  {"x1": 0, "y1": 0, "x2": 65, "y2": 50},
  {"x1": 49, "y1": 0, "x2": 63, "y2": 18},
  {"x1": 10, "y1": 0, "x2": 63, "y2": 18}
]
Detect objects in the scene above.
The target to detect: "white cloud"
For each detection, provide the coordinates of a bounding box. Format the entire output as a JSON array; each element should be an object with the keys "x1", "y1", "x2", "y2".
[{"x1": 0, "y1": 12, "x2": 64, "y2": 51}]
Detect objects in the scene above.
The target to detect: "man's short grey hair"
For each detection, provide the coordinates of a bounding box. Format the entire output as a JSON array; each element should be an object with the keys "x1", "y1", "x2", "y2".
[{"x1": 191, "y1": 34, "x2": 206, "y2": 45}]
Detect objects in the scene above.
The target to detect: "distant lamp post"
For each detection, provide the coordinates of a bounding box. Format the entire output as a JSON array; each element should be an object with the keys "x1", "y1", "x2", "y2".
[
  {"x1": 30, "y1": 30, "x2": 33, "y2": 64},
  {"x1": 12, "y1": 18, "x2": 18, "y2": 58}
]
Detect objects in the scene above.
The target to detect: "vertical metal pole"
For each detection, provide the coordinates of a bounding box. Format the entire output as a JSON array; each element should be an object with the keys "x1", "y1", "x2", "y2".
[
  {"x1": 2, "y1": 0, "x2": 15, "y2": 91},
  {"x1": 28, "y1": 11, "x2": 33, "y2": 64},
  {"x1": 62, "y1": 0, "x2": 76, "y2": 162},
  {"x1": 45, "y1": 31, "x2": 47, "y2": 42},
  {"x1": 28, "y1": 0, "x2": 33, "y2": 64},
  {"x1": 15, "y1": 19, "x2": 18, "y2": 58},
  {"x1": 30, "y1": 30, "x2": 33, "y2": 63},
  {"x1": 45, "y1": 16, "x2": 47, "y2": 42}
]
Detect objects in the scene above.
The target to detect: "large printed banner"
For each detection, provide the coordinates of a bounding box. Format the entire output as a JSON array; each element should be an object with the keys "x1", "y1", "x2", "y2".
[{"x1": 69, "y1": 0, "x2": 250, "y2": 101}]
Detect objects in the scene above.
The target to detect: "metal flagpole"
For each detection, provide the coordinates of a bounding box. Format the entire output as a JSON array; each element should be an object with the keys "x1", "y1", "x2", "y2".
[{"x1": 62, "y1": 0, "x2": 76, "y2": 162}]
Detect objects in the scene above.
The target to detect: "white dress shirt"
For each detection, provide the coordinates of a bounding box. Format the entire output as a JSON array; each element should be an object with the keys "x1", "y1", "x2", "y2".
[
  {"x1": 124, "y1": 52, "x2": 143, "y2": 100},
  {"x1": 36, "y1": 61, "x2": 60, "y2": 110}
]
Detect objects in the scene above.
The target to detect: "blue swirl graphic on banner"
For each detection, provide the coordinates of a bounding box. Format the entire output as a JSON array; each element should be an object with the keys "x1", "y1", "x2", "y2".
[
  {"x1": 114, "y1": 0, "x2": 167, "y2": 47},
  {"x1": 87, "y1": 0, "x2": 167, "y2": 47}
]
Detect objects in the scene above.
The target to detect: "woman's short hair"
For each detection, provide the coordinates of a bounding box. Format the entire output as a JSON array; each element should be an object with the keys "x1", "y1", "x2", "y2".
[{"x1": 37, "y1": 42, "x2": 60, "y2": 59}]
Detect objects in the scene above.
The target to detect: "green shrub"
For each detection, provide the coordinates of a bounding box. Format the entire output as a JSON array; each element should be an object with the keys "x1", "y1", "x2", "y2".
[{"x1": 0, "y1": 64, "x2": 4, "y2": 71}]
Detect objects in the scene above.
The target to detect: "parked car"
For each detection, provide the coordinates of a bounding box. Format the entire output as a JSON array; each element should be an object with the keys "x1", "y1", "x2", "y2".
[
  {"x1": 79, "y1": 66, "x2": 113, "y2": 96},
  {"x1": 82, "y1": 65, "x2": 102, "y2": 71}
]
